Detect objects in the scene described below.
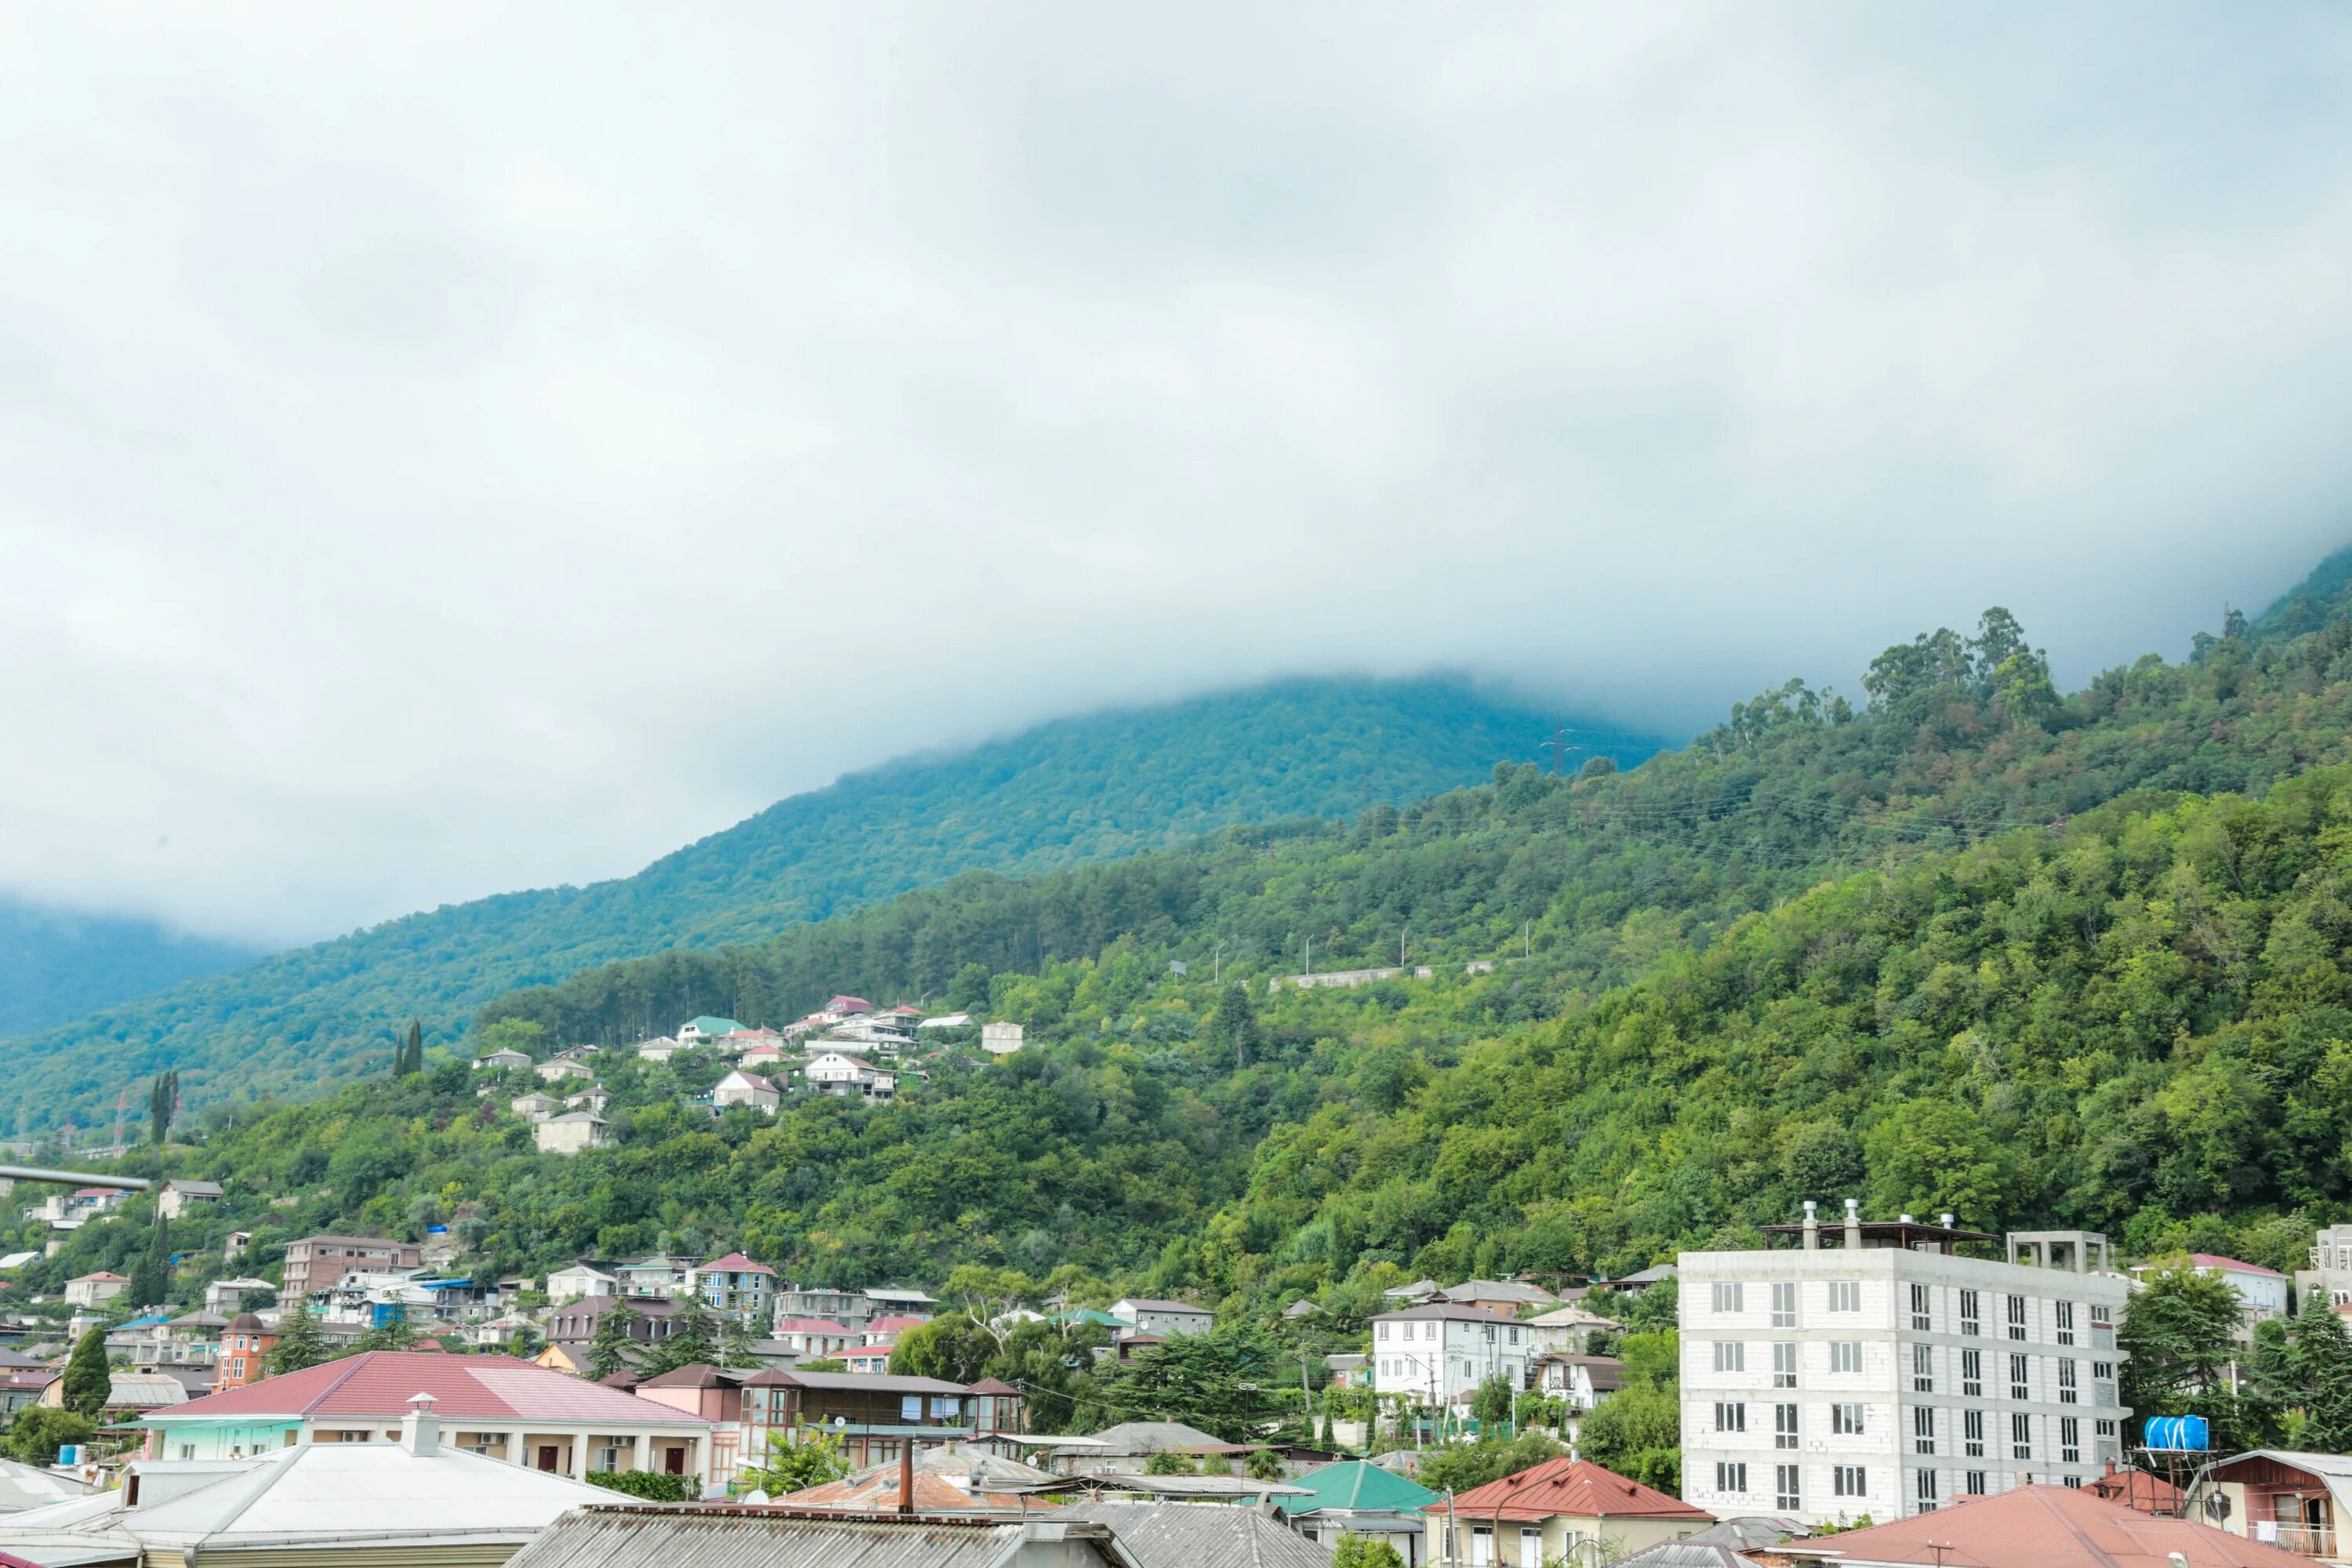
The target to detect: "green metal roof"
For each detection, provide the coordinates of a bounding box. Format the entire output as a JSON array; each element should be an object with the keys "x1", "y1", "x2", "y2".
[
  {"x1": 1275, "y1": 1459, "x2": 1443, "y2": 1517},
  {"x1": 684, "y1": 1016, "x2": 746, "y2": 1036}
]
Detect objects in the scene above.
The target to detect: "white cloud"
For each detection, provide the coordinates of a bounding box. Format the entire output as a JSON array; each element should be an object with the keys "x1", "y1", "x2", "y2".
[{"x1": 2, "y1": 1, "x2": 2350, "y2": 942}]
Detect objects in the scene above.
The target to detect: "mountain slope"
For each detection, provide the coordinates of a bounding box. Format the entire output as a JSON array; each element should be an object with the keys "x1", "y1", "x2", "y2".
[
  {"x1": 0, "y1": 897, "x2": 258, "y2": 1037},
  {"x1": 38, "y1": 586, "x2": 2352, "y2": 1320},
  {"x1": 2252, "y1": 543, "x2": 2352, "y2": 641},
  {"x1": 0, "y1": 675, "x2": 1642, "y2": 1129}
]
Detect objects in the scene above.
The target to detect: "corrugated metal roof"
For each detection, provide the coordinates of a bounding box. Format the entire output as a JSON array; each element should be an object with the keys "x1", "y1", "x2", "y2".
[
  {"x1": 503, "y1": 1510, "x2": 1134, "y2": 1568},
  {"x1": 1433, "y1": 1457, "x2": 1711, "y2": 1523},
  {"x1": 1780, "y1": 1483, "x2": 2315, "y2": 1568},
  {"x1": 1054, "y1": 1499, "x2": 1332, "y2": 1568}
]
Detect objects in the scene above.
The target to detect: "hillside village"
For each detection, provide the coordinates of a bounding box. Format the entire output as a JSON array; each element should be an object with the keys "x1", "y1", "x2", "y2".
[{"x1": 0, "y1": 982, "x2": 2349, "y2": 1567}]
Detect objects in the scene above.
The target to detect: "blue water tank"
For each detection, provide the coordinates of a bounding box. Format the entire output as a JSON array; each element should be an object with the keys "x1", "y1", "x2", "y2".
[
  {"x1": 2143, "y1": 1415, "x2": 2212, "y2": 1451},
  {"x1": 56, "y1": 1445, "x2": 78, "y2": 1466}
]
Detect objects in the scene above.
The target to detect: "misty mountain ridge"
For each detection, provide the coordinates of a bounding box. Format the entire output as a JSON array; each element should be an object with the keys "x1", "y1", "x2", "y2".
[
  {"x1": 0, "y1": 898, "x2": 260, "y2": 1038},
  {"x1": 2, "y1": 673, "x2": 1653, "y2": 1126}
]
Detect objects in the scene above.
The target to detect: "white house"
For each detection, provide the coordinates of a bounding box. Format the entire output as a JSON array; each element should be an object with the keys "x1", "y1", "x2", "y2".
[
  {"x1": 711, "y1": 1070, "x2": 780, "y2": 1114},
  {"x1": 158, "y1": 1180, "x2": 223, "y2": 1221},
  {"x1": 65, "y1": 1272, "x2": 129, "y2": 1308},
  {"x1": 2296, "y1": 1224, "x2": 2352, "y2": 1310},
  {"x1": 980, "y1": 1022, "x2": 1025, "y2": 1056},
  {"x1": 1534, "y1": 1352, "x2": 1624, "y2": 1410},
  {"x1": 1371, "y1": 1303, "x2": 1536, "y2": 1406},
  {"x1": 1524, "y1": 1305, "x2": 1624, "y2": 1355},
  {"x1": 205, "y1": 1276, "x2": 278, "y2": 1314},
  {"x1": 510, "y1": 1091, "x2": 562, "y2": 1123},
  {"x1": 2129, "y1": 1254, "x2": 2288, "y2": 1338},
  {"x1": 1110, "y1": 1298, "x2": 1214, "y2": 1338},
  {"x1": 534, "y1": 1112, "x2": 612, "y2": 1156},
  {"x1": 547, "y1": 1262, "x2": 622, "y2": 1305},
  {"x1": 918, "y1": 1013, "x2": 971, "y2": 1030},
  {"x1": 616, "y1": 1255, "x2": 699, "y2": 1298},
  {"x1": 535, "y1": 1059, "x2": 593, "y2": 1085},
  {"x1": 475, "y1": 1048, "x2": 532, "y2": 1072},
  {"x1": 635, "y1": 1036, "x2": 687, "y2": 1063},
  {"x1": 1678, "y1": 1205, "x2": 2132, "y2": 1528},
  {"x1": 772, "y1": 1318, "x2": 856, "y2": 1356},
  {"x1": 804, "y1": 1053, "x2": 895, "y2": 1102}
]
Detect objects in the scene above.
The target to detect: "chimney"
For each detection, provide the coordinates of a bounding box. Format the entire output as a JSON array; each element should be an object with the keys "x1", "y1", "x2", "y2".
[
  {"x1": 401, "y1": 1392, "x2": 439, "y2": 1457},
  {"x1": 898, "y1": 1439, "x2": 914, "y2": 1516},
  {"x1": 1802, "y1": 1201, "x2": 1820, "y2": 1250},
  {"x1": 1843, "y1": 1198, "x2": 1863, "y2": 1250},
  {"x1": 1940, "y1": 1214, "x2": 1955, "y2": 1228}
]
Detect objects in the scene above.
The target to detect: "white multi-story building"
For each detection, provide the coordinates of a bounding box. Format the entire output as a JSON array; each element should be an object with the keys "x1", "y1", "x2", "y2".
[
  {"x1": 1679, "y1": 1203, "x2": 2132, "y2": 1529},
  {"x1": 1370, "y1": 1303, "x2": 1535, "y2": 1407},
  {"x1": 2295, "y1": 1224, "x2": 2352, "y2": 1309}
]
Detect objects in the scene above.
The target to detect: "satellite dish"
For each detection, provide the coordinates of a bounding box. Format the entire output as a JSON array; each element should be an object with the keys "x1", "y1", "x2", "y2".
[{"x1": 2206, "y1": 1495, "x2": 2231, "y2": 1521}]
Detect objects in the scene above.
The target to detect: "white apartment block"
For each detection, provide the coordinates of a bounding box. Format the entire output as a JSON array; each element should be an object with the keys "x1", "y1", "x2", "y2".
[
  {"x1": 1370, "y1": 1304, "x2": 1535, "y2": 1406},
  {"x1": 2295, "y1": 1223, "x2": 2352, "y2": 1308},
  {"x1": 1679, "y1": 1203, "x2": 2132, "y2": 1529}
]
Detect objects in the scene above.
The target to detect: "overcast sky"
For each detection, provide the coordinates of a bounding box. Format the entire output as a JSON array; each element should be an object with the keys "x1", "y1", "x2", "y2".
[{"x1": 5, "y1": 4, "x2": 2351, "y2": 945}]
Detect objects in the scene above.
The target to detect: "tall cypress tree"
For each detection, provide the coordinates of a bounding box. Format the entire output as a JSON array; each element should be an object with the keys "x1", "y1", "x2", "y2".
[
  {"x1": 2290, "y1": 1296, "x2": 2352, "y2": 1450},
  {"x1": 147, "y1": 1070, "x2": 177, "y2": 1146},
  {"x1": 405, "y1": 1020, "x2": 424, "y2": 1076},
  {"x1": 60, "y1": 1329, "x2": 111, "y2": 1417},
  {"x1": 126, "y1": 1218, "x2": 171, "y2": 1308}
]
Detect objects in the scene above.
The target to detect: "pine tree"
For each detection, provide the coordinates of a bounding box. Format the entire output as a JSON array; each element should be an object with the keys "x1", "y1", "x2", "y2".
[
  {"x1": 126, "y1": 1218, "x2": 171, "y2": 1308},
  {"x1": 1207, "y1": 984, "x2": 1261, "y2": 1069},
  {"x1": 60, "y1": 1329, "x2": 111, "y2": 1417},
  {"x1": 586, "y1": 1301, "x2": 644, "y2": 1381},
  {"x1": 147, "y1": 1070, "x2": 178, "y2": 1146},
  {"x1": 2289, "y1": 1296, "x2": 2352, "y2": 1450},
  {"x1": 268, "y1": 1297, "x2": 330, "y2": 1375},
  {"x1": 405, "y1": 1020, "x2": 424, "y2": 1076},
  {"x1": 719, "y1": 1311, "x2": 760, "y2": 1370},
  {"x1": 647, "y1": 1301, "x2": 720, "y2": 1374}
]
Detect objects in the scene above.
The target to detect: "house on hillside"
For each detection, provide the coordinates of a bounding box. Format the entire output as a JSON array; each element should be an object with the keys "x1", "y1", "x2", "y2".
[
  {"x1": 712, "y1": 1070, "x2": 780, "y2": 1114},
  {"x1": 1109, "y1": 1298, "x2": 1212, "y2": 1338},
  {"x1": 1534, "y1": 1353, "x2": 1624, "y2": 1410},
  {"x1": 1523, "y1": 1304, "x2": 1623, "y2": 1354},
  {"x1": 510, "y1": 1091, "x2": 562, "y2": 1122},
  {"x1": 980, "y1": 1022, "x2": 1025, "y2": 1055},
  {"x1": 634, "y1": 1035, "x2": 687, "y2": 1062},
  {"x1": 699, "y1": 1253, "x2": 778, "y2": 1322},
  {"x1": 615, "y1": 1254, "x2": 699, "y2": 1299},
  {"x1": 158, "y1": 1179, "x2": 223, "y2": 1221},
  {"x1": 804, "y1": 1052, "x2": 895, "y2": 1102},
  {"x1": 774, "y1": 1319, "x2": 856, "y2": 1357},
  {"x1": 2132, "y1": 1254, "x2": 2289, "y2": 1338},
  {"x1": 535, "y1": 1111, "x2": 611, "y2": 1155},
  {"x1": 1443, "y1": 1279, "x2": 1561, "y2": 1316},
  {"x1": 535, "y1": 1058, "x2": 593, "y2": 1085},
  {"x1": 281, "y1": 1235, "x2": 422, "y2": 1297},
  {"x1": 547, "y1": 1261, "x2": 622, "y2": 1303},
  {"x1": 677, "y1": 1016, "x2": 746, "y2": 1044},
  {"x1": 475, "y1": 1047, "x2": 532, "y2": 1072},
  {"x1": 1373, "y1": 1303, "x2": 1535, "y2": 1406},
  {"x1": 1275, "y1": 1458, "x2": 1442, "y2": 1563}
]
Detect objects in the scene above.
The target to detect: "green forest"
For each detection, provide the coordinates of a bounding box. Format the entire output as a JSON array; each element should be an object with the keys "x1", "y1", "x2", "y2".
[
  {"x1": 13, "y1": 552, "x2": 2352, "y2": 1476},
  {"x1": 0, "y1": 676, "x2": 1614, "y2": 1131}
]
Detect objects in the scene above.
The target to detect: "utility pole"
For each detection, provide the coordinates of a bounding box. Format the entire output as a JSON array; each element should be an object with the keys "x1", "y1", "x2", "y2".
[
  {"x1": 1524, "y1": 920, "x2": 1531, "y2": 960},
  {"x1": 1214, "y1": 941, "x2": 1223, "y2": 987}
]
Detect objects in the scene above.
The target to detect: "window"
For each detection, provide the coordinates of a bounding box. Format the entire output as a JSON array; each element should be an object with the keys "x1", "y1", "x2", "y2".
[
  {"x1": 1964, "y1": 1409, "x2": 1986, "y2": 1457},
  {"x1": 1378, "y1": 1322, "x2": 1390, "y2": 1341},
  {"x1": 1834, "y1": 1465, "x2": 1868, "y2": 1498},
  {"x1": 2058, "y1": 1359, "x2": 2078, "y2": 1405},
  {"x1": 901, "y1": 1396, "x2": 924, "y2": 1422},
  {"x1": 1483, "y1": 1323, "x2": 1496, "y2": 1343},
  {"x1": 1960, "y1": 1288, "x2": 1982, "y2": 1336},
  {"x1": 1830, "y1": 1280, "x2": 1861, "y2": 1313},
  {"x1": 2093, "y1": 1360, "x2": 2114, "y2": 1381},
  {"x1": 1831, "y1": 1341, "x2": 1862, "y2": 1374},
  {"x1": 1715, "y1": 1282, "x2": 1745, "y2": 1313},
  {"x1": 2012, "y1": 1412, "x2": 2033, "y2": 1461},
  {"x1": 1714, "y1": 1341, "x2": 1746, "y2": 1373},
  {"x1": 1916, "y1": 1468, "x2": 1939, "y2": 1510},
  {"x1": 1966, "y1": 1469, "x2": 1987, "y2": 1496},
  {"x1": 1508, "y1": 1327, "x2": 1519, "y2": 1345},
  {"x1": 1716, "y1": 1462, "x2": 1748, "y2": 1495},
  {"x1": 2096, "y1": 1419, "x2": 2118, "y2": 1438},
  {"x1": 2089, "y1": 1305, "x2": 2112, "y2": 1329},
  {"x1": 1833, "y1": 1403, "x2": 1865, "y2": 1436},
  {"x1": 1773, "y1": 1342, "x2": 1798, "y2": 1388},
  {"x1": 1913, "y1": 1342, "x2": 1935, "y2": 1393},
  {"x1": 1962, "y1": 1348, "x2": 1983, "y2": 1398},
  {"x1": 2063, "y1": 1473, "x2": 2083, "y2": 1489},
  {"x1": 2009, "y1": 1354, "x2": 2031, "y2": 1402},
  {"x1": 178, "y1": 1443, "x2": 195, "y2": 1461},
  {"x1": 2007, "y1": 1294, "x2": 2028, "y2": 1341},
  {"x1": 1777, "y1": 1464, "x2": 1802, "y2": 1512},
  {"x1": 1776, "y1": 1403, "x2": 1800, "y2": 1450},
  {"x1": 2056, "y1": 1301, "x2": 2076, "y2": 1346},
  {"x1": 1523, "y1": 1528, "x2": 1544, "y2": 1563},
  {"x1": 2061, "y1": 1417, "x2": 2081, "y2": 1464},
  {"x1": 1772, "y1": 1282, "x2": 1798, "y2": 1327},
  {"x1": 1911, "y1": 1282, "x2": 1933, "y2": 1330},
  {"x1": 1715, "y1": 1402, "x2": 1748, "y2": 1435},
  {"x1": 1914, "y1": 1405, "x2": 1936, "y2": 1454}
]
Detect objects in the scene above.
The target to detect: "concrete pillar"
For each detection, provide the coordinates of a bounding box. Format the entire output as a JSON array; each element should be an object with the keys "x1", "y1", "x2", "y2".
[
  {"x1": 572, "y1": 1431, "x2": 593, "y2": 1479},
  {"x1": 1802, "y1": 1200, "x2": 1820, "y2": 1250},
  {"x1": 1842, "y1": 1197, "x2": 1863, "y2": 1250}
]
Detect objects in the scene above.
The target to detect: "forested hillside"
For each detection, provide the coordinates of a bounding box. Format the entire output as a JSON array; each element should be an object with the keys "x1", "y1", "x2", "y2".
[
  {"x1": 0, "y1": 677, "x2": 1602, "y2": 1130},
  {"x1": 26, "y1": 579, "x2": 2352, "y2": 1341},
  {"x1": 0, "y1": 897, "x2": 257, "y2": 1038}
]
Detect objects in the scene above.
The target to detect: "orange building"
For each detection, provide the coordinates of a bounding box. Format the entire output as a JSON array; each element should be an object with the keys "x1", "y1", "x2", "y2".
[{"x1": 217, "y1": 1311, "x2": 278, "y2": 1387}]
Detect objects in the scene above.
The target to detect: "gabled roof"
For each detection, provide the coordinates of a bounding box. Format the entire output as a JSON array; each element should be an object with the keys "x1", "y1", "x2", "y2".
[
  {"x1": 1057, "y1": 1420, "x2": 1225, "y2": 1457},
  {"x1": 1274, "y1": 1457, "x2": 1442, "y2": 1517},
  {"x1": 1429, "y1": 1457, "x2": 1710, "y2": 1523},
  {"x1": 1110, "y1": 1297, "x2": 1209, "y2": 1315},
  {"x1": 702, "y1": 1251, "x2": 776, "y2": 1276},
  {"x1": 1374, "y1": 1302, "x2": 1523, "y2": 1324},
  {"x1": 70, "y1": 1272, "x2": 129, "y2": 1283},
  {"x1": 142, "y1": 1351, "x2": 713, "y2": 1425},
  {"x1": 1442, "y1": 1278, "x2": 1559, "y2": 1305},
  {"x1": 1777, "y1": 1483, "x2": 2310, "y2": 1568},
  {"x1": 1055, "y1": 1498, "x2": 1331, "y2": 1567}
]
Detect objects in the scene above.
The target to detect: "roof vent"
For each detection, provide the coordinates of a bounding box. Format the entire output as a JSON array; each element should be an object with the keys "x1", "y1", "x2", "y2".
[{"x1": 401, "y1": 1391, "x2": 439, "y2": 1457}]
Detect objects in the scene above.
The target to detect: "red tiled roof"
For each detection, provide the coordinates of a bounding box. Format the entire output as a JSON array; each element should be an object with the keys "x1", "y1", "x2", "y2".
[
  {"x1": 1780, "y1": 1484, "x2": 2310, "y2": 1568},
  {"x1": 147, "y1": 1351, "x2": 712, "y2": 1425},
  {"x1": 1426, "y1": 1458, "x2": 1708, "y2": 1523},
  {"x1": 969, "y1": 1377, "x2": 1021, "y2": 1396},
  {"x1": 776, "y1": 1319, "x2": 854, "y2": 1334},
  {"x1": 71, "y1": 1272, "x2": 129, "y2": 1283},
  {"x1": 2088, "y1": 1465, "x2": 2186, "y2": 1515},
  {"x1": 2183, "y1": 1253, "x2": 2286, "y2": 1278},
  {"x1": 701, "y1": 1252, "x2": 776, "y2": 1276}
]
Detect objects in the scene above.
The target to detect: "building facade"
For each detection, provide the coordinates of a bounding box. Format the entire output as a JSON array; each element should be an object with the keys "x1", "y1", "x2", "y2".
[
  {"x1": 1371, "y1": 1303, "x2": 1536, "y2": 1406},
  {"x1": 1679, "y1": 1208, "x2": 2132, "y2": 1528},
  {"x1": 281, "y1": 1236, "x2": 423, "y2": 1298},
  {"x1": 2294, "y1": 1225, "x2": 2352, "y2": 1310}
]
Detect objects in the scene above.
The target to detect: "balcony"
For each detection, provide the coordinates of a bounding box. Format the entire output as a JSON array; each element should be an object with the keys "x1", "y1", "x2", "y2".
[{"x1": 2264, "y1": 1525, "x2": 2335, "y2": 1559}]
